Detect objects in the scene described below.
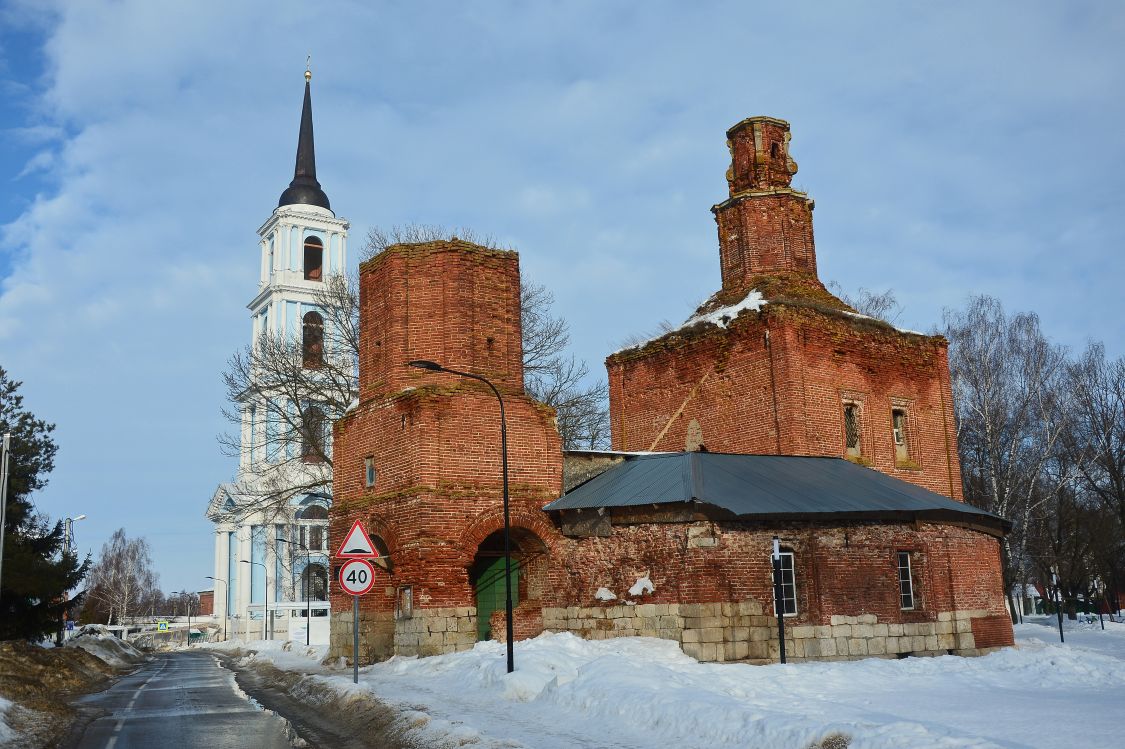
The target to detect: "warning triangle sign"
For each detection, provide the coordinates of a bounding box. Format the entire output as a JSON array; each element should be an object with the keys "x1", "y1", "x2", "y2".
[{"x1": 336, "y1": 519, "x2": 379, "y2": 558}]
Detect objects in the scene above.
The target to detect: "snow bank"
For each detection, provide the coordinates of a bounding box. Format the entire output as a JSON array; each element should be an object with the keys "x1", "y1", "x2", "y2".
[
  {"x1": 64, "y1": 624, "x2": 145, "y2": 668},
  {"x1": 240, "y1": 623, "x2": 1125, "y2": 749},
  {"x1": 0, "y1": 696, "x2": 14, "y2": 745},
  {"x1": 207, "y1": 638, "x2": 329, "y2": 672}
]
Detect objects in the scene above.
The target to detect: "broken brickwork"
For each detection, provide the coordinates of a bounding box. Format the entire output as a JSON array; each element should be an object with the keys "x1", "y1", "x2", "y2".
[
  {"x1": 329, "y1": 119, "x2": 1012, "y2": 663},
  {"x1": 607, "y1": 117, "x2": 963, "y2": 500}
]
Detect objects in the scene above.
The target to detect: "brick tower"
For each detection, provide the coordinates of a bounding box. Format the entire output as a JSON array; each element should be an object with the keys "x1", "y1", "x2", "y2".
[
  {"x1": 330, "y1": 240, "x2": 562, "y2": 660},
  {"x1": 714, "y1": 117, "x2": 817, "y2": 286},
  {"x1": 607, "y1": 117, "x2": 964, "y2": 500}
]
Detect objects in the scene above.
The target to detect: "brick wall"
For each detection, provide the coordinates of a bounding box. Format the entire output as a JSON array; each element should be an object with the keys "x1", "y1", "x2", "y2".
[
  {"x1": 607, "y1": 115, "x2": 963, "y2": 500},
  {"x1": 715, "y1": 117, "x2": 816, "y2": 288},
  {"x1": 535, "y1": 518, "x2": 1011, "y2": 662},
  {"x1": 327, "y1": 122, "x2": 1010, "y2": 666},
  {"x1": 608, "y1": 305, "x2": 962, "y2": 498},
  {"x1": 329, "y1": 239, "x2": 564, "y2": 662}
]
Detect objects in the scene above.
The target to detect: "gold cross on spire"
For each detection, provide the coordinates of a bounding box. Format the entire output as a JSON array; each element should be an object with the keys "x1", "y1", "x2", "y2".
[{"x1": 305, "y1": 55, "x2": 312, "y2": 82}]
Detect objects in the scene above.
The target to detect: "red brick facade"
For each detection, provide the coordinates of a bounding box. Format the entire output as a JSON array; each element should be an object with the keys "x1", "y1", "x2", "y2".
[
  {"x1": 330, "y1": 240, "x2": 564, "y2": 658},
  {"x1": 607, "y1": 117, "x2": 963, "y2": 500},
  {"x1": 329, "y1": 118, "x2": 1012, "y2": 663}
]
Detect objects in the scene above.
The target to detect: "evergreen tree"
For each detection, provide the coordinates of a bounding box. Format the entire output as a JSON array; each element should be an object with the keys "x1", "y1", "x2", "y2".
[{"x1": 0, "y1": 367, "x2": 90, "y2": 640}]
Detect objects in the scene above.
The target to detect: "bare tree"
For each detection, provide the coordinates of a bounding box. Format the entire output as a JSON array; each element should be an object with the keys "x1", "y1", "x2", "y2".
[
  {"x1": 827, "y1": 282, "x2": 903, "y2": 323},
  {"x1": 1068, "y1": 343, "x2": 1125, "y2": 533},
  {"x1": 85, "y1": 529, "x2": 159, "y2": 625},
  {"x1": 521, "y1": 282, "x2": 609, "y2": 449},
  {"x1": 943, "y1": 295, "x2": 1074, "y2": 621},
  {"x1": 219, "y1": 224, "x2": 610, "y2": 513}
]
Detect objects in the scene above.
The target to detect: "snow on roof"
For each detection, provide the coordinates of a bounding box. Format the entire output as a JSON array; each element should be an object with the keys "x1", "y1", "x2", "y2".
[
  {"x1": 837, "y1": 308, "x2": 927, "y2": 336},
  {"x1": 614, "y1": 290, "x2": 766, "y2": 355}
]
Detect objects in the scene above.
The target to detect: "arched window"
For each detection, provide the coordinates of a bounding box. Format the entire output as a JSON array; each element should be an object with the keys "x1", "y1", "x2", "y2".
[
  {"x1": 296, "y1": 503, "x2": 329, "y2": 520},
  {"x1": 301, "y1": 563, "x2": 328, "y2": 601},
  {"x1": 302, "y1": 406, "x2": 326, "y2": 463},
  {"x1": 303, "y1": 236, "x2": 323, "y2": 281},
  {"x1": 302, "y1": 311, "x2": 324, "y2": 368}
]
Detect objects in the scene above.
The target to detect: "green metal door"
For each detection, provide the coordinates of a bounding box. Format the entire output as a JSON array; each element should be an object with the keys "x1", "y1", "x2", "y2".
[{"x1": 472, "y1": 556, "x2": 520, "y2": 641}]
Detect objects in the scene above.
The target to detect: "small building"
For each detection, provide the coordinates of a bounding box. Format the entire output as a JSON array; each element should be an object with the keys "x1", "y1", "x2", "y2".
[
  {"x1": 328, "y1": 116, "x2": 1013, "y2": 663},
  {"x1": 198, "y1": 589, "x2": 214, "y2": 617}
]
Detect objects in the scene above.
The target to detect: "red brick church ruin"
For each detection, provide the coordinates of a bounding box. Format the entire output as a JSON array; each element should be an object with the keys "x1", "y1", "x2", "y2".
[{"x1": 328, "y1": 117, "x2": 1014, "y2": 664}]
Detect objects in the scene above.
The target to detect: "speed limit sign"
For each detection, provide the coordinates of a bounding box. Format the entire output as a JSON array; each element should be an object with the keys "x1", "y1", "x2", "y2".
[{"x1": 339, "y1": 558, "x2": 376, "y2": 596}]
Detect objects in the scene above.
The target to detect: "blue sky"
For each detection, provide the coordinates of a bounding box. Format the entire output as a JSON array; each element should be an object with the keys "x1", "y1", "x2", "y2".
[{"x1": 1, "y1": 1, "x2": 1122, "y2": 594}]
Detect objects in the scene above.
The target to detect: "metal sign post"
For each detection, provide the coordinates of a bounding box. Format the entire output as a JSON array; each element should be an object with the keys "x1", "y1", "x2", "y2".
[
  {"x1": 339, "y1": 557, "x2": 376, "y2": 684},
  {"x1": 771, "y1": 535, "x2": 786, "y2": 664},
  {"x1": 1051, "y1": 568, "x2": 1064, "y2": 644},
  {"x1": 353, "y1": 595, "x2": 360, "y2": 684}
]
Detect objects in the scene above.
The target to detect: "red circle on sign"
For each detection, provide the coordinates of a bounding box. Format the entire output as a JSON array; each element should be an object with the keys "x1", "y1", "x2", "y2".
[{"x1": 338, "y1": 558, "x2": 376, "y2": 596}]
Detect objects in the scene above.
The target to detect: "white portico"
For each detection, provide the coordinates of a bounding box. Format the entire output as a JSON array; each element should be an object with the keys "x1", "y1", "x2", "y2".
[{"x1": 206, "y1": 70, "x2": 347, "y2": 643}]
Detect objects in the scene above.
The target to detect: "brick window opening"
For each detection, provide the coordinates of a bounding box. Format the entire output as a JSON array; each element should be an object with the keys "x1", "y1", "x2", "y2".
[
  {"x1": 892, "y1": 408, "x2": 910, "y2": 463},
  {"x1": 302, "y1": 311, "x2": 324, "y2": 368},
  {"x1": 396, "y1": 585, "x2": 413, "y2": 620},
  {"x1": 303, "y1": 237, "x2": 323, "y2": 281},
  {"x1": 898, "y1": 551, "x2": 915, "y2": 610},
  {"x1": 364, "y1": 456, "x2": 376, "y2": 487},
  {"x1": 843, "y1": 404, "x2": 861, "y2": 458},
  {"x1": 772, "y1": 550, "x2": 798, "y2": 616}
]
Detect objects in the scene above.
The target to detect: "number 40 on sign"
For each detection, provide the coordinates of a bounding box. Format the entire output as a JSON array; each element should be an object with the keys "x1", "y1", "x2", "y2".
[{"x1": 339, "y1": 558, "x2": 376, "y2": 596}]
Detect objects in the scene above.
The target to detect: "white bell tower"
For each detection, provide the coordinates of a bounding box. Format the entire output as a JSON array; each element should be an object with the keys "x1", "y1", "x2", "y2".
[{"x1": 207, "y1": 69, "x2": 346, "y2": 642}]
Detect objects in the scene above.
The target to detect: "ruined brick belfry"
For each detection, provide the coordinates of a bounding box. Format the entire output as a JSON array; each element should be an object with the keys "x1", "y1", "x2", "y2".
[
  {"x1": 330, "y1": 117, "x2": 1014, "y2": 664},
  {"x1": 329, "y1": 241, "x2": 563, "y2": 658},
  {"x1": 607, "y1": 116, "x2": 963, "y2": 501}
]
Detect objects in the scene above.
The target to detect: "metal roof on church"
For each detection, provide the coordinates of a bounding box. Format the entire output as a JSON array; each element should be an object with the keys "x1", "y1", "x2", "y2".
[{"x1": 545, "y1": 452, "x2": 1004, "y2": 530}]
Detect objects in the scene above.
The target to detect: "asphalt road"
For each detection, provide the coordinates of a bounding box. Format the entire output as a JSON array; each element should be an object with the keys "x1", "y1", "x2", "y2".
[{"x1": 66, "y1": 651, "x2": 301, "y2": 749}]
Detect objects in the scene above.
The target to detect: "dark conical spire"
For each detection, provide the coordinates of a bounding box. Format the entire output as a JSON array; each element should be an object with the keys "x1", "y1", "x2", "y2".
[{"x1": 278, "y1": 70, "x2": 332, "y2": 212}]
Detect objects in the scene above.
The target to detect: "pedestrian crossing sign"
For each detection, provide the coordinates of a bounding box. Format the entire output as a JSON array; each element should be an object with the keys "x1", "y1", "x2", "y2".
[{"x1": 158, "y1": 620, "x2": 169, "y2": 632}]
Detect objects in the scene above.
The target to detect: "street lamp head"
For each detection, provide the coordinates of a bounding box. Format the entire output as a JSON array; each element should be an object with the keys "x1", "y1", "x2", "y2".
[
  {"x1": 72, "y1": 514, "x2": 87, "y2": 522},
  {"x1": 407, "y1": 359, "x2": 445, "y2": 372}
]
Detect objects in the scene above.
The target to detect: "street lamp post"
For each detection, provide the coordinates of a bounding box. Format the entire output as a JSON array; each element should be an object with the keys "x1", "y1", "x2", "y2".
[
  {"x1": 771, "y1": 535, "x2": 787, "y2": 664},
  {"x1": 173, "y1": 591, "x2": 193, "y2": 645},
  {"x1": 240, "y1": 559, "x2": 269, "y2": 641},
  {"x1": 59, "y1": 514, "x2": 87, "y2": 642},
  {"x1": 1051, "y1": 568, "x2": 1064, "y2": 644},
  {"x1": 277, "y1": 538, "x2": 312, "y2": 646},
  {"x1": 206, "y1": 576, "x2": 228, "y2": 641},
  {"x1": 0, "y1": 433, "x2": 12, "y2": 607},
  {"x1": 63, "y1": 514, "x2": 87, "y2": 554},
  {"x1": 407, "y1": 359, "x2": 515, "y2": 673}
]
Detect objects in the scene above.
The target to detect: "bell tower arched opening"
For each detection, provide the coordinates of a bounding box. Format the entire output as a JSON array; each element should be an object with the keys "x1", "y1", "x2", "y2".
[{"x1": 303, "y1": 236, "x2": 324, "y2": 281}]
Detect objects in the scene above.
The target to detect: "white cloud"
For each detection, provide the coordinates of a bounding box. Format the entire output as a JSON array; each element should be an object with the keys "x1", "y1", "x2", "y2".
[{"x1": 1, "y1": 0, "x2": 1123, "y2": 591}]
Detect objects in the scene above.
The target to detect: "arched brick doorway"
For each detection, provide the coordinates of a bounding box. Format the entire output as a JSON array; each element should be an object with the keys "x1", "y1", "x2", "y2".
[{"x1": 469, "y1": 528, "x2": 548, "y2": 641}]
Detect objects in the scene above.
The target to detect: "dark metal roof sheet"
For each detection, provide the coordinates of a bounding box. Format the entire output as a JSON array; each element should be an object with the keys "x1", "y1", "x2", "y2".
[{"x1": 545, "y1": 452, "x2": 1001, "y2": 526}]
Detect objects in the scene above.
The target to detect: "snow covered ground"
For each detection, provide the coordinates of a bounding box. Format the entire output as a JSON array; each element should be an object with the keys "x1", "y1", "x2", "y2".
[
  {"x1": 0, "y1": 696, "x2": 14, "y2": 746},
  {"x1": 222, "y1": 616, "x2": 1125, "y2": 749}
]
